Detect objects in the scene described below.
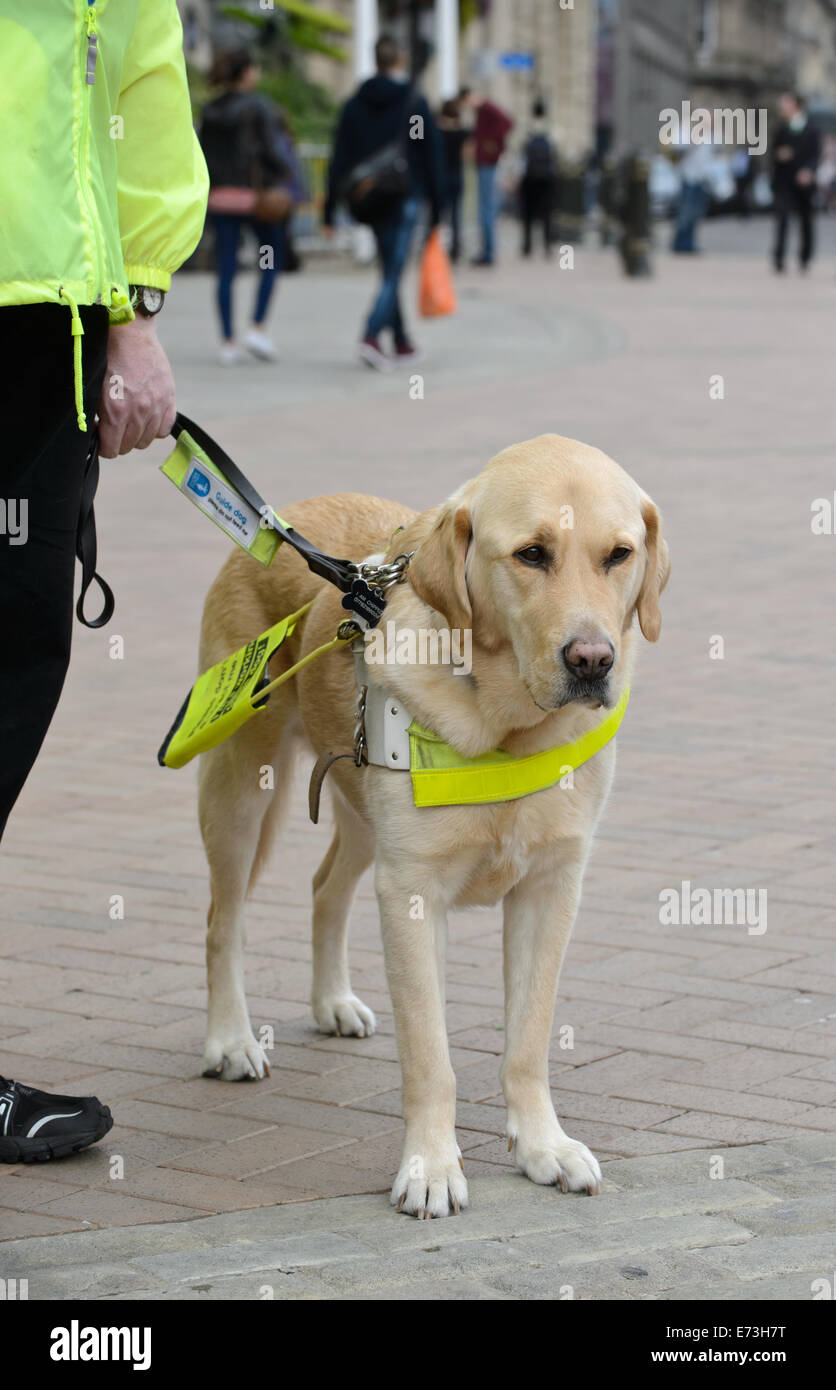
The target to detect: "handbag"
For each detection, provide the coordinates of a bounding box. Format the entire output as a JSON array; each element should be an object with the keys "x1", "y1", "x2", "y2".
[
  {"x1": 252, "y1": 186, "x2": 293, "y2": 223},
  {"x1": 340, "y1": 86, "x2": 414, "y2": 225}
]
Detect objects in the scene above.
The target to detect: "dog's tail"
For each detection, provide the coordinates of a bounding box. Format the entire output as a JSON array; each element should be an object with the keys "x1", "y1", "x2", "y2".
[{"x1": 246, "y1": 728, "x2": 300, "y2": 895}]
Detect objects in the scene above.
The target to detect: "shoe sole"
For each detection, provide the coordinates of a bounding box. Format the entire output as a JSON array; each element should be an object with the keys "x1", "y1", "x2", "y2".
[{"x1": 0, "y1": 1105, "x2": 113, "y2": 1164}]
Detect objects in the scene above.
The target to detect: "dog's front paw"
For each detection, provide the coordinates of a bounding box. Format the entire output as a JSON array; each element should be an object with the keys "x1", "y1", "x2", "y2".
[
  {"x1": 313, "y1": 993, "x2": 376, "y2": 1038},
  {"x1": 511, "y1": 1125, "x2": 601, "y2": 1194},
  {"x1": 391, "y1": 1141, "x2": 469, "y2": 1219},
  {"x1": 202, "y1": 1032, "x2": 270, "y2": 1081}
]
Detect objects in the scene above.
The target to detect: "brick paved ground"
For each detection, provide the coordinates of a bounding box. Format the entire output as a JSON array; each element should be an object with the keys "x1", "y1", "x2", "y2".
[{"x1": 1, "y1": 216, "x2": 836, "y2": 1264}]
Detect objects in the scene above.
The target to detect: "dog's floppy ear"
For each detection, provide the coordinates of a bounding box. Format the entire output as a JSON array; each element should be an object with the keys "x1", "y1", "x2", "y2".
[
  {"x1": 409, "y1": 503, "x2": 472, "y2": 631},
  {"x1": 636, "y1": 492, "x2": 670, "y2": 642}
]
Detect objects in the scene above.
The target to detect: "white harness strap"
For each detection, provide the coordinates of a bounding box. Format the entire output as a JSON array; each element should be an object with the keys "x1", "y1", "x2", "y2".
[{"x1": 351, "y1": 552, "x2": 412, "y2": 770}]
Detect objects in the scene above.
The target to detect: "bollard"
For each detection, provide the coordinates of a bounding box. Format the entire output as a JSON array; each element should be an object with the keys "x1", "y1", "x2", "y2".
[
  {"x1": 557, "y1": 158, "x2": 586, "y2": 245},
  {"x1": 619, "y1": 153, "x2": 652, "y2": 277},
  {"x1": 598, "y1": 157, "x2": 617, "y2": 247}
]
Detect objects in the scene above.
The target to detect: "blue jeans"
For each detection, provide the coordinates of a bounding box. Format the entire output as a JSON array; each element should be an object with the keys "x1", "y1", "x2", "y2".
[
  {"x1": 477, "y1": 164, "x2": 498, "y2": 262},
  {"x1": 672, "y1": 183, "x2": 707, "y2": 254},
  {"x1": 366, "y1": 196, "x2": 420, "y2": 343},
  {"x1": 211, "y1": 214, "x2": 286, "y2": 340}
]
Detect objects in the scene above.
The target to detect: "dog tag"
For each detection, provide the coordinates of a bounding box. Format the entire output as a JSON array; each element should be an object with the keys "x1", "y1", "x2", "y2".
[{"x1": 342, "y1": 577, "x2": 387, "y2": 628}]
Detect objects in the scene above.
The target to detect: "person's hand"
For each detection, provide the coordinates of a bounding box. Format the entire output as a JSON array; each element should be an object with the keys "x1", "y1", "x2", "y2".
[
  {"x1": 97, "y1": 315, "x2": 176, "y2": 458},
  {"x1": 775, "y1": 144, "x2": 793, "y2": 162},
  {"x1": 796, "y1": 167, "x2": 814, "y2": 187}
]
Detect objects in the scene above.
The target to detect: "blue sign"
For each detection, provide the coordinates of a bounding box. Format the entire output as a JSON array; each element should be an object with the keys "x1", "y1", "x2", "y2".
[
  {"x1": 186, "y1": 466, "x2": 211, "y2": 498},
  {"x1": 499, "y1": 52, "x2": 534, "y2": 70}
]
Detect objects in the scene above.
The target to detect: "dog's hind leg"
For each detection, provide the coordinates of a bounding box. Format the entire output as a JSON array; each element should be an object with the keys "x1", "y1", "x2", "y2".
[
  {"x1": 199, "y1": 712, "x2": 295, "y2": 1081},
  {"x1": 311, "y1": 789, "x2": 376, "y2": 1038}
]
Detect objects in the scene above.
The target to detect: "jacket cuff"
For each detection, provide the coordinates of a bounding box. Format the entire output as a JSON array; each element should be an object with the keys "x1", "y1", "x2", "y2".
[{"x1": 123, "y1": 264, "x2": 173, "y2": 292}]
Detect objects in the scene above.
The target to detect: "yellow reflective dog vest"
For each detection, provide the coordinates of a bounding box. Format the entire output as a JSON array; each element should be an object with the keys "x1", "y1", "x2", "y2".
[
  {"x1": 353, "y1": 636, "x2": 629, "y2": 808},
  {"x1": 407, "y1": 687, "x2": 629, "y2": 807}
]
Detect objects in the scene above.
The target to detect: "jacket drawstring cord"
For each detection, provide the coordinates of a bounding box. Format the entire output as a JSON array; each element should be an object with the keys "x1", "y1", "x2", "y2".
[{"x1": 59, "y1": 286, "x2": 87, "y2": 432}]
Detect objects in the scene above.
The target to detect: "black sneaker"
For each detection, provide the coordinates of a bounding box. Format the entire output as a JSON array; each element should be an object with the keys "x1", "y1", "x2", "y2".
[{"x1": 0, "y1": 1076, "x2": 113, "y2": 1163}]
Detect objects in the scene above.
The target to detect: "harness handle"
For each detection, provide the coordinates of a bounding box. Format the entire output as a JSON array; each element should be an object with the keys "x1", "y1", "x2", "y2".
[{"x1": 172, "y1": 413, "x2": 360, "y2": 596}]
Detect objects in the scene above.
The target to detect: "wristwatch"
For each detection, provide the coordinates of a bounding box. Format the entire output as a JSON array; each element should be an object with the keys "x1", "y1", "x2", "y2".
[{"x1": 130, "y1": 285, "x2": 166, "y2": 317}]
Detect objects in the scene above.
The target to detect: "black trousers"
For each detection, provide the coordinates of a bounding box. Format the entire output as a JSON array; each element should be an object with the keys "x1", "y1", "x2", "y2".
[
  {"x1": 774, "y1": 187, "x2": 815, "y2": 268},
  {"x1": 521, "y1": 179, "x2": 554, "y2": 256},
  {"x1": 0, "y1": 304, "x2": 108, "y2": 839}
]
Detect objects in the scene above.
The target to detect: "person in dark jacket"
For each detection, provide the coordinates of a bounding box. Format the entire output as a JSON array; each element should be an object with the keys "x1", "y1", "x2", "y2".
[
  {"x1": 323, "y1": 35, "x2": 444, "y2": 370},
  {"x1": 771, "y1": 91, "x2": 820, "y2": 273},
  {"x1": 439, "y1": 91, "x2": 471, "y2": 263},
  {"x1": 200, "y1": 47, "x2": 291, "y2": 363},
  {"x1": 519, "y1": 100, "x2": 558, "y2": 258}
]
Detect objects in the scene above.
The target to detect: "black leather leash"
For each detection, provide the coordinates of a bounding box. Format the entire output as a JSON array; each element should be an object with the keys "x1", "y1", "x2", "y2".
[{"x1": 75, "y1": 426, "x2": 115, "y2": 629}]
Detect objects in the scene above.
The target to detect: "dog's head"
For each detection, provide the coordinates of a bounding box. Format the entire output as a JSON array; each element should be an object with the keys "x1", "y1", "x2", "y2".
[{"x1": 408, "y1": 434, "x2": 670, "y2": 712}]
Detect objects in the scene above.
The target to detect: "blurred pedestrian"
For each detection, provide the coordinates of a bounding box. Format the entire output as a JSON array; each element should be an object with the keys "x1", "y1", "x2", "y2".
[
  {"x1": 519, "y1": 100, "x2": 558, "y2": 258},
  {"x1": 470, "y1": 93, "x2": 513, "y2": 266},
  {"x1": 671, "y1": 143, "x2": 712, "y2": 254},
  {"x1": 732, "y1": 147, "x2": 753, "y2": 219},
  {"x1": 817, "y1": 138, "x2": 836, "y2": 214},
  {"x1": 771, "y1": 91, "x2": 820, "y2": 273},
  {"x1": 200, "y1": 47, "x2": 293, "y2": 363},
  {"x1": 323, "y1": 35, "x2": 443, "y2": 371},
  {"x1": 438, "y1": 91, "x2": 471, "y2": 263},
  {"x1": 0, "y1": 0, "x2": 207, "y2": 1162}
]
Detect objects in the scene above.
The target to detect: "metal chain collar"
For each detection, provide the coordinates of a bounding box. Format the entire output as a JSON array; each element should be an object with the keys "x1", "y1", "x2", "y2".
[{"x1": 349, "y1": 550, "x2": 415, "y2": 593}]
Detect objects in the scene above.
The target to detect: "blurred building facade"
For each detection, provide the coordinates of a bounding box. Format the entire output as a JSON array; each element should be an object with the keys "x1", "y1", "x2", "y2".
[
  {"x1": 604, "y1": 0, "x2": 696, "y2": 156},
  {"x1": 691, "y1": 0, "x2": 836, "y2": 111},
  {"x1": 180, "y1": 1, "x2": 836, "y2": 153}
]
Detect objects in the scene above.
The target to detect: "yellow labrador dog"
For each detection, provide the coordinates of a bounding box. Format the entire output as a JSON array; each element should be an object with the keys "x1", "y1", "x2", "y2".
[{"x1": 196, "y1": 434, "x2": 669, "y2": 1217}]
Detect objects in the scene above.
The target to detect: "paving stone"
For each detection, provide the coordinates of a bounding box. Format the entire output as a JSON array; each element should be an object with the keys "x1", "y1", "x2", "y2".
[{"x1": 3, "y1": 228, "x2": 836, "y2": 1280}]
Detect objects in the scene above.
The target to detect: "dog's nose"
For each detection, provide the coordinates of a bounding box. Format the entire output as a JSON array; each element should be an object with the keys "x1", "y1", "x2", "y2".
[{"x1": 562, "y1": 638, "x2": 615, "y2": 681}]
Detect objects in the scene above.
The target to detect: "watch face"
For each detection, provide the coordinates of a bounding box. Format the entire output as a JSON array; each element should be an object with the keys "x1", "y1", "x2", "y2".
[{"x1": 141, "y1": 287, "x2": 163, "y2": 314}]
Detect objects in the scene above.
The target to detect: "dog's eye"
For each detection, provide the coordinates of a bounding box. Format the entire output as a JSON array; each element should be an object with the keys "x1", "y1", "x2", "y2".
[
  {"x1": 515, "y1": 545, "x2": 547, "y2": 567},
  {"x1": 605, "y1": 545, "x2": 632, "y2": 568}
]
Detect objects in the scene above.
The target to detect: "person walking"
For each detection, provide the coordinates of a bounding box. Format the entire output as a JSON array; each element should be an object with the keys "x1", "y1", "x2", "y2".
[
  {"x1": 438, "y1": 91, "x2": 471, "y2": 264},
  {"x1": 323, "y1": 35, "x2": 443, "y2": 370},
  {"x1": 470, "y1": 93, "x2": 513, "y2": 266},
  {"x1": 772, "y1": 91, "x2": 820, "y2": 274},
  {"x1": 200, "y1": 47, "x2": 294, "y2": 363},
  {"x1": 519, "y1": 100, "x2": 558, "y2": 258},
  {"x1": 671, "y1": 142, "x2": 713, "y2": 254},
  {"x1": 0, "y1": 0, "x2": 207, "y2": 1163}
]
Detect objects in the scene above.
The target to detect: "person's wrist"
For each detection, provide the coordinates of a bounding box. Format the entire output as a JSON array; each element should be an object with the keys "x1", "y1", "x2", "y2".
[{"x1": 118, "y1": 312, "x2": 158, "y2": 334}]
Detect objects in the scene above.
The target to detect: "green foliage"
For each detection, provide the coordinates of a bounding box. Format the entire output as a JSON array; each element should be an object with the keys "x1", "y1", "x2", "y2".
[
  {"x1": 219, "y1": 2, "x2": 350, "y2": 39},
  {"x1": 258, "y1": 66, "x2": 339, "y2": 141},
  {"x1": 187, "y1": 60, "x2": 337, "y2": 143}
]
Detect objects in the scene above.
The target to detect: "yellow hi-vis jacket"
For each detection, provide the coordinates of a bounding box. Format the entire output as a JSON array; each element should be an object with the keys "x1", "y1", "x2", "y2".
[{"x1": 0, "y1": 0, "x2": 208, "y2": 425}]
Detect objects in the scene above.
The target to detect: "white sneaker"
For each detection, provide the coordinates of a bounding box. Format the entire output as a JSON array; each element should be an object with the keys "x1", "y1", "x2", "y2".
[
  {"x1": 244, "y1": 327, "x2": 278, "y2": 361},
  {"x1": 357, "y1": 336, "x2": 393, "y2": 372},
  {"x1": 219, "y1": 343, "x2": 246, "y2": 365}
]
